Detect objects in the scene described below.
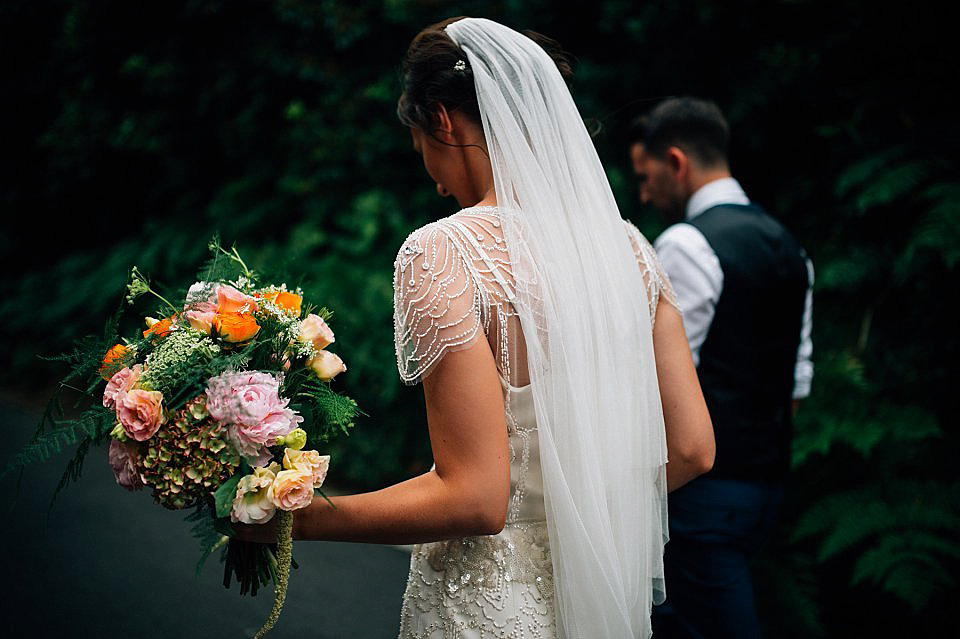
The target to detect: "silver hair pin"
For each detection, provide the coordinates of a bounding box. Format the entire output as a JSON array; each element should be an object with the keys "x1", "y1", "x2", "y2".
[{"x1": 453, "y1": 59, "x2": 467, "y2": 73}]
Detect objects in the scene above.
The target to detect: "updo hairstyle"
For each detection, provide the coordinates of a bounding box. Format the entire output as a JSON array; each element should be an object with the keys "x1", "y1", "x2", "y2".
[{"x1": 397, "y1": 17, "x2": 574, "y2": 136}]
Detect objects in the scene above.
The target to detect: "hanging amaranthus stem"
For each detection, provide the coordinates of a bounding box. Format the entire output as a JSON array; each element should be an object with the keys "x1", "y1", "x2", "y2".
[{"x1": 253, "y1": 510, "x2": 293, "y2": 639}]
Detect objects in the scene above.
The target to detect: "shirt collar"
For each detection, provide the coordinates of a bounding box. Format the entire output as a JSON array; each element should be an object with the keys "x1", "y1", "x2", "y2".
[{"x1": 685, "y1": 177, "x2": 750, "y2": 220}]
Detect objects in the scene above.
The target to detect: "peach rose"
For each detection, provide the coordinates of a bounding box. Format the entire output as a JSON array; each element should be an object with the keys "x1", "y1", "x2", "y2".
[
  {"x1": 300, "y1": 314, "x2": 335, "y2": 350},
  {"x1": 217, "y1": 285, "x2": 259, "y2": 314},
  {"x1": 267, "y1": 468, "x2": 315, "y2": 511},
  {"x1": 184, "y1": 310, "x2": 216, "y2": 334},
  {"x1": 282, "y1": 448, "x2": 330, "y2": 489},
  {"x1": 116, "y1": 389, "x2": 165, "y2": 441},
  {"x1": 306, "y1": 350, "x2": 346, "y2": 381},
  {"x1": 100, "y1": 344, "x2": 132, "y2": 381},
  {"x1": 214, "y1": 312, "x2": 260, "y2": 343}
]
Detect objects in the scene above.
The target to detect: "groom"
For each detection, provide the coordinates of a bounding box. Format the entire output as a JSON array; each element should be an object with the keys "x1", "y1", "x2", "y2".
[{"x1": 630, "y1": 97, "x2": 813, "y2": 639}]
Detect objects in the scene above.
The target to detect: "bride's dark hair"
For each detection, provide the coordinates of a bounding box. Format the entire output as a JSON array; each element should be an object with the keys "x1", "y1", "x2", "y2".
[{"x1": 397, "y1": 17, "x2": 574, "y2": 134}]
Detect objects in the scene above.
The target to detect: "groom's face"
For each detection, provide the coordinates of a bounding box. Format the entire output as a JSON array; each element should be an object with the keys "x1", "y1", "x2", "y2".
[{"x1": 630, "y1": 142, "x2": 686, "y2": 223}]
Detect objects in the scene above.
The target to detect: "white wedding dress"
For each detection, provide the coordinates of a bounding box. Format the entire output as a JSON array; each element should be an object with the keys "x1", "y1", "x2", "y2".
[{"x1": 393, "y1": 206, "x2": 678, "y2": 639}]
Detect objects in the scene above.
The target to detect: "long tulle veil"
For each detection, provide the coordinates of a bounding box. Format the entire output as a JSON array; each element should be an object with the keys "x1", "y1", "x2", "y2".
[{"x1": 445, "y1": 18, "x2": 669, "y2": 638}]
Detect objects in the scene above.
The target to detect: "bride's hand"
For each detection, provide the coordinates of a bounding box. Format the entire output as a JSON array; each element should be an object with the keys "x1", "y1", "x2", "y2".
[{"x1": 231, "y1": 518, "x2": 280, "y2": 544}]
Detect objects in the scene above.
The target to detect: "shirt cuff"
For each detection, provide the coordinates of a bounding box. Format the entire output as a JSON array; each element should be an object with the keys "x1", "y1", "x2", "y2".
[{"x1": 792, "y1": 359, "x2": 813, "y2": 400}]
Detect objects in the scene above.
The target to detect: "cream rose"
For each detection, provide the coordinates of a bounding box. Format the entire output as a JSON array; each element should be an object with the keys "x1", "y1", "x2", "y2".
[
  {"x1": 267, "y1": 468, "x2": 315, "y2": 511},
  {"x1": 306, "y1": 350, "x2": 346, "y2": 381},
  {"x1": 282, "y1": 448, "x2": 330, "y2": 489},
  {"x1": 300, "y1": 314, "x2": 335, "y2": 350},
  {"x1": 230, "y1": 464, "x2": 279, "y2": 524}
]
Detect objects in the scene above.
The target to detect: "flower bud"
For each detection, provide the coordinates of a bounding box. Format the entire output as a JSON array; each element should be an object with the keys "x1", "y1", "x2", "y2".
[{"x1": 277, "y1": 428, "x2": 307, "y2": 450}]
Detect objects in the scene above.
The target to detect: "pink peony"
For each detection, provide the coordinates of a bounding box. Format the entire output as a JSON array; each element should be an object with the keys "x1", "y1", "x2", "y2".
[
  {"x1": 103, "y1": 365, "x2": 142, "y2": 409},
  {"x1": 116, "y1": 389, "x2": 165, "y2": 441},
  {"x1": 217, "y1": 285, "x2": 259, "y2": 314},
  {"x1": 225, "y1": 426, "x2": 276, "y2": 467},
  {"x1": 184, "y1": 281, "x2": 219, "y2": 313},
  {"x1": 108, "y1": 439, "x2": 144, "y2": 491},
  {"x1": 205, "y1": 371, "x2": 303, "y2": 461},
  {"x1": 267, "y1": 468, "x2": 315, "y2": 511}
]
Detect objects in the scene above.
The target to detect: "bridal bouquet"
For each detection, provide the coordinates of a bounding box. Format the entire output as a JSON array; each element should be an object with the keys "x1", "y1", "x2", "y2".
[{"x1": 5, "y1": 238, "x2": 359, "y2": 637}]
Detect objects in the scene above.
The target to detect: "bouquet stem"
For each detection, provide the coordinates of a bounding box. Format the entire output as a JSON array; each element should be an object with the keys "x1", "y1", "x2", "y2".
[{"x1": 253, "y1": 510, "x2": 293, "y2": 639}]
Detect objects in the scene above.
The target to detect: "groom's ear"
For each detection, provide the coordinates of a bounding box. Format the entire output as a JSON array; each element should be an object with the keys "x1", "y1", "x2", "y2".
[{"x1": 666, "y1": 146, "x2": 689, "y2": 179}]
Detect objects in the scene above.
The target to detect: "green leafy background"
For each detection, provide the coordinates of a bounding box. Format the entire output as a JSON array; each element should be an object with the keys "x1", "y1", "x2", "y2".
[{"x1": 2, "y1": 0, "x2": 957, "y2": 635}]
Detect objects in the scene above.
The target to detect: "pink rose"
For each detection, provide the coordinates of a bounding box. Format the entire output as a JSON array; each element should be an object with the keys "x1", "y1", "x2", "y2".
[
  {"x1": 267, "y1": 468, "x2": 315, "y2": 511},
  {"x1": 108, "y1": 439, "x2": 144, "y2": 491},
  {"x1": 217, "y1": 285, "x2": 259, "y2": 314},
  {"x1": 184, "y1": 310, "x2": 216, "y2": 334},
  {"x1": 116, "y1": 389, "x2": 165, "y2": 441},
  {"x1": 306, "y1": 350, "x2": 346, "y2": 381},
  {"x1": 299, "y1": 314, "x2": 335, "y2": 350},
  {"x1": 103, "y1": 365, "x2": 142, "y2": 409}
]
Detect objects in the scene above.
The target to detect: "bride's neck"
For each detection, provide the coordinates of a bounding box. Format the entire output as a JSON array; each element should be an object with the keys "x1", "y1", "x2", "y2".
[
  {"x1": 473, "y1": 187, "x2": 497, "y2": 208},
  {"x1": 460, "y1": 137, "x2": 496, "y2": 207}
]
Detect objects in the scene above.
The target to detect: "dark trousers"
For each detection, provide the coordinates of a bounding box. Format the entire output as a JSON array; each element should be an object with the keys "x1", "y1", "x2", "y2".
[{"x1": 652, "y1": 477, "x2": 784, "y2": 639}]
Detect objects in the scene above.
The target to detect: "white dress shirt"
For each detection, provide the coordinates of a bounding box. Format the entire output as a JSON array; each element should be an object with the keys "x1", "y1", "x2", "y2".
[{"x1": 654, "y1": 177, "x2": 814, "y2": 400}]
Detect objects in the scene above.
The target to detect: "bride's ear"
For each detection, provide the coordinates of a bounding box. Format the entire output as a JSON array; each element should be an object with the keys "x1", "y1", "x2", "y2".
[{"x1": 431, "y1": 103, "x2": 456, "y2": 143}]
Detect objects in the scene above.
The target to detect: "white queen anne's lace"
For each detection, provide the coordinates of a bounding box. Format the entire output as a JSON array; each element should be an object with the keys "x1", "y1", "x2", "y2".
[{"x1": 393, "y1": 207, "x2": 679, "y2": 639}]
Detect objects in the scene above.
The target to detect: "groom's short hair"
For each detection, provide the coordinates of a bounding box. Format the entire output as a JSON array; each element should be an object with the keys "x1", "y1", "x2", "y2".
[{"x1": 630, "y1": 97, "x2": 730, "y2": 168}]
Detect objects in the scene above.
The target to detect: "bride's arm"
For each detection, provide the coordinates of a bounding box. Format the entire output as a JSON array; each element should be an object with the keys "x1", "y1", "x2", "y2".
[
  {"x1": 235, "y1": 337, "x2": 510, "y2": 545},
  {"x1": 652, "y1": 299, "x2": 715, "y2": 491}
]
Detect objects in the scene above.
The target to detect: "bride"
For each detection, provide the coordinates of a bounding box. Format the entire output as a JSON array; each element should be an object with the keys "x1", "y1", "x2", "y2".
[{"x1": 237, "y1": 17, "x2": 714, "y2": 638}]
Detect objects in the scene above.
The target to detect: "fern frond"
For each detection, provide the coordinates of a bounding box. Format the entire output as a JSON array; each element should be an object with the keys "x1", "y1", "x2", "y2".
[
  {"x1": 0, "y1": 407, "x2": 114, "y2": 479},
  {"x1": 292, "y1": 376, "x2": 361, "y2": 444},
  {"x1": 852, "y1": 534, "x2": 957, "y2": 612},
  {"x1": 186, "y1": 503, "x2": 229, "y2": 577},
  {"x1": 835, "y1": 146, "x2": 909, "y2": 197},
  {"x1": 792, "y1": 480, "x2": 960, "y2": 611},
  {"x1": 853, "y1": 158, "x2": 948, "y2": 212},
  {"x1": 49, "y1": 437, "x2": 93, "y2": 507},
  {"x1": 792, "y1": 490, "x2": 895, "y2": 559},
  {"x1": 898, "y1": 181, "x2": 960, "y2": 270}
]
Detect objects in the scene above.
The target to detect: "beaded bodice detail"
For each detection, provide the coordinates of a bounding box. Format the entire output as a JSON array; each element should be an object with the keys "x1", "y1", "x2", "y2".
[{"x1": 394, "y1": 207, "x2": 678, "y2": 638}]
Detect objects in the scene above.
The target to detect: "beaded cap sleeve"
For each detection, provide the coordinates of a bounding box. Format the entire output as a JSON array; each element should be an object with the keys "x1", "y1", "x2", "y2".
[
  {"x1": 623, "y1": 219, "x2": 681, "y2": 324},
  {"x1": 393, "y1": 220, "x2": 487, "y2": 385}
]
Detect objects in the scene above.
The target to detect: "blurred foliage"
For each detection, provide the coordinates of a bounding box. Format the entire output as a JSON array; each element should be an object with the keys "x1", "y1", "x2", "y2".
[{"x1": 1, "y1": 0, "x2": 957, "y2": 635}]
